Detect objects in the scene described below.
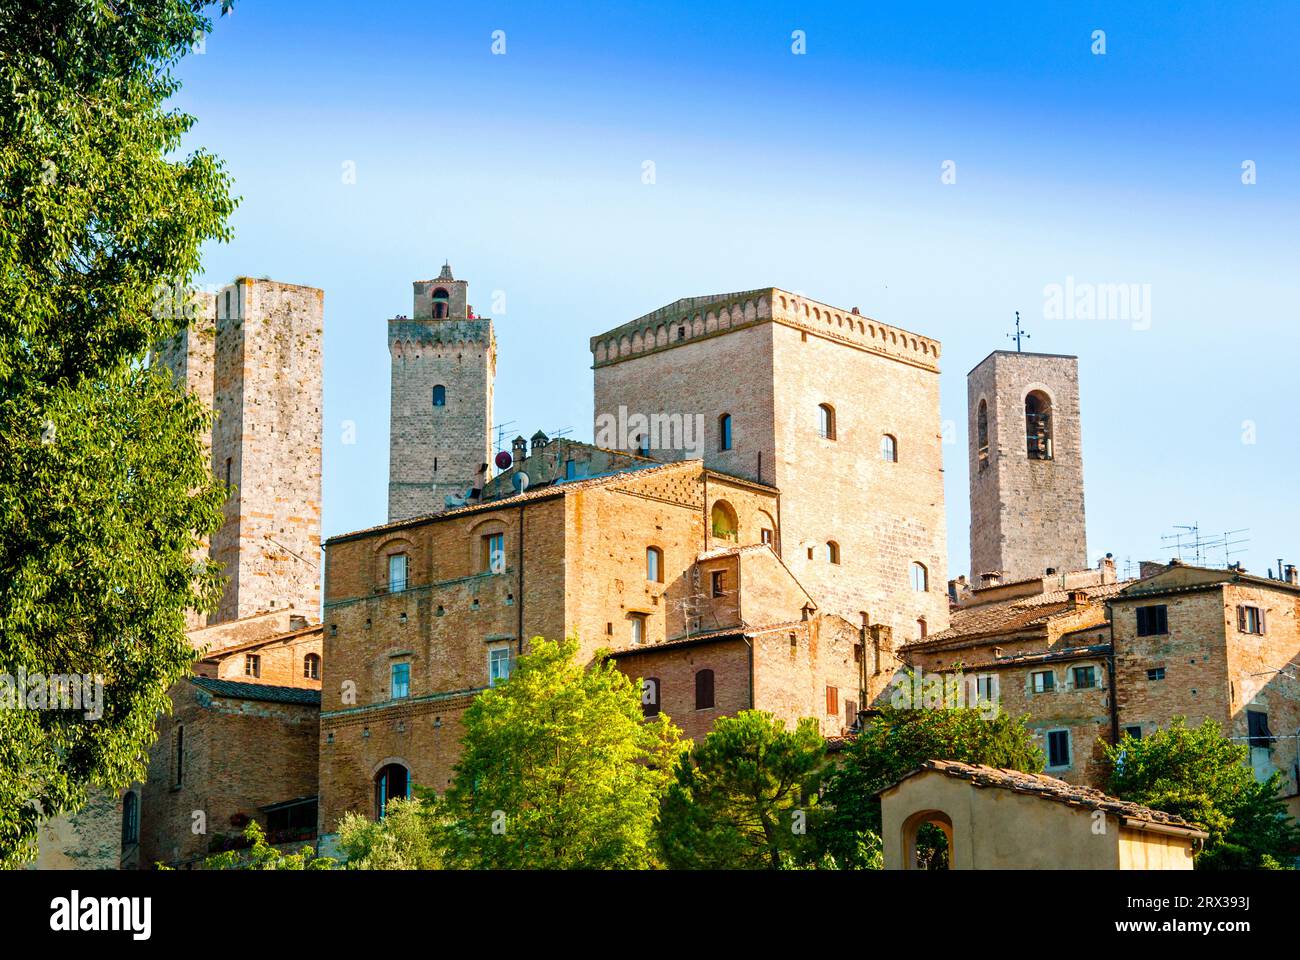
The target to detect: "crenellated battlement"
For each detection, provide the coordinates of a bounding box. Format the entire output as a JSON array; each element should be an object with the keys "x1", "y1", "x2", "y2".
[
  {"x1": 589, "y1": 287, "x2": 940, "y2": 372},
  {"x1": 388, "y1": 318, "x2": 495, "y2": 357}
]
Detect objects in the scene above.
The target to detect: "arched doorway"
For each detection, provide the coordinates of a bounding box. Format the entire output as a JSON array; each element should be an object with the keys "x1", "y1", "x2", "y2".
[
  {"x1": 374, "y1": 762, "x2": 410, "y2": 819},
  {"x1": 901, "y1": 809, "x2": 954, "y2": 870}
]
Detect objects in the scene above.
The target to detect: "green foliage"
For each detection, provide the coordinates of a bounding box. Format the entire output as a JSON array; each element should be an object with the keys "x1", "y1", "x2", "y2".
[
  {"x1": 1104, "y1": 717, "x2": 1299, "y2": 870},
  {"x1": 657, "y1": 710, "x2": 827, "y2": 869},
  {"x1": 336, "y1": 793, "x2": 444, "y2": 870},
  {"x1": 0, "y1": 0, "x2": 235, "y2": 864},
  {"x1": 818, "y1": 698, "x2": 1044, "y2": 868},
  {"x1": 439, "y1": 637, "x2": 683, "y2": 869},
  {"x1": 204, "y1": 821, "x2": 335, "y2": 871}
]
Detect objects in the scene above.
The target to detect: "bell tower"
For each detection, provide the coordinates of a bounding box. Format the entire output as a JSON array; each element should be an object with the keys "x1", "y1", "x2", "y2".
[
  {"x1": 387, "y1": 264, "x2": 495, "y2": 521},
  {"x1": 968, "y1": 349, "x2": 1087, "y2": 583}
]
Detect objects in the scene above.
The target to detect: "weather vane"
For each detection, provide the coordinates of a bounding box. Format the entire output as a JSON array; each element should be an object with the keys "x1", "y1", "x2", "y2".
[{"x1": 1007, "y1": 311, "x2": 1030, "y2": 352}]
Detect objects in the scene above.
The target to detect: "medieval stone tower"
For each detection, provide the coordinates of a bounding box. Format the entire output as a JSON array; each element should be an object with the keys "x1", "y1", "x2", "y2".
[
  {"x1": 590, "y1": 289, "x2": 949, "y2": 640},
  {"x1": 156, "y1": 277, "x2": 324, "y2": 626},
  {"x1": 968, "y1": 350, "x2": 1087, "y2": 584},
  {"x1": 388, "y1": 264, "x2": 495, "y2": 522}
]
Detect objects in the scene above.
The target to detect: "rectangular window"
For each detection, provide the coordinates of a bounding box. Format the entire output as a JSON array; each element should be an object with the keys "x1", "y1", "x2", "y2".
[
  {"x1": 1238, "y1": 605, "x2": 1265, "y2": 635},
  {"x1": 1124, "y1": 725, "x2": 1143, "y2": 740},
  {"x1": 629, "y1": 613, "x2": 646, "y2": 645},
  {"x1": 244, "y1": 654, "x2": 260, "y2": 678},
  {"x1": 481, "y1": 533, "x2": 504, "y2": 574},
  {"x1": 224, "y1": 457, "x2": 232, "y2": 489},
  {"x1": 826, "y1": 685, "x2": 839, "y2": 716},
  {"x1": 388, "y1": 553, "x2": 408, "y2": 593},
  {"x1": 1247, "y1": 710, "x2": 1273, "y2": 748},
  {"x1": 565, "y1": 459, "x2": 577, "y2": 480},
  {"x1": 390, "y1": 662, "x2": 410, "y2": 699},
  {"x1": 1135, "y1": 604, "x2": 1168, "y2": 637},
  {"x1": 1031, "y1": 670, "x2": 1055, "y2": 693},
  {"x1": 1072, "y1": 665, "x2": 1097, "y2": 689},
  {"x1": 488, "y1": 647, "x2": 512, "y2": 687},
  {"x1": 976, "y1": 675, "x2": 998, "y2": 704},
  {"x1": 1046, "y1": 729, "x2": 1071, "y2": 769},
  {"x1": 845, "y1": 699, "x2": 858, "y2": 728},
  {"x1": 711, "y1": 570, "x2": 725, "y2": 598},
  {"x1": 1147, "y1": 667, "x2": 1165, "y2": 681},
  {"x1": 760, "y1": 528, "x2": 773, "y2": 545}
]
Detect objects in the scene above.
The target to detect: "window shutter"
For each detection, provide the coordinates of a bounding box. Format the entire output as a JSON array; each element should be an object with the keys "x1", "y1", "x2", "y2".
[{"x1": 1237, "y1": 606, "x2": 1246, "y2": 632}]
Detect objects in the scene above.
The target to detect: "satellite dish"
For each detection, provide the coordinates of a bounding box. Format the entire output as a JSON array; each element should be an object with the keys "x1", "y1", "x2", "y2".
[
  {"x1": 495, "y1": 450, "x2": 513, "y2": 470},
  {"x1": 512, "y1": 472, "x2": 530, "y2": 493}
]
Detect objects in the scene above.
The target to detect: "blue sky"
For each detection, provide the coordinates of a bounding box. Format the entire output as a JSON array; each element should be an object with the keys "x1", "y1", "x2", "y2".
[{"x1": 177, "y1": 0, "x2": 1300, "y2": 580}]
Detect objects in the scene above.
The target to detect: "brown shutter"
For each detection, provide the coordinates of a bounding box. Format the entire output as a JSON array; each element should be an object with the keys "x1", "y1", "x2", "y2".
[
  {"x1": 826, "y1": 685, "x2": 838, "y2": 715},
  {"x1": 1237, "y1": 606, "x2": 1246, "y2": 632}
]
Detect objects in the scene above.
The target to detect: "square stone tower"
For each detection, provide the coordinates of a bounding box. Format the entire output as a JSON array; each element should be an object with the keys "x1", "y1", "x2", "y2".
[
  {"x1": 156, "y1": 278, "x2": 324, "y2": 626},
  {"x1": 387, "y1": 264, "x2": 495, "y2": 521},
  {"x1": 590, "y1": 289, "x2": 949, "y2": 640},
  {"x1": 967, "y1": 350, "x2": 1087, "y2": 583}
]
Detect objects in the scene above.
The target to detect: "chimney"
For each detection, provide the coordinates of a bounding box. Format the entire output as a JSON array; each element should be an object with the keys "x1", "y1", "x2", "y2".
[
  {"x1": 979, "y1": 571, "x2": 1003, "y2": 588},
  {"x1": 1068, "y1": 589, "x2": 1089, "y2": 608},
  {"x1": 1100, "y1": 553, "x2": 1116, "y2": 584},
  {"x1": 1286, "y1": 564, "x2": 1298, "y2": 586},
  {"x1": 511, "y1": 435, "x2": 528, "y2": 462}
]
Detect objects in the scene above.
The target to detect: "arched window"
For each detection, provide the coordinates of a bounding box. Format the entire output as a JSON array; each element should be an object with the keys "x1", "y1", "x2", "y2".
[
  {"x1": 719, "y1": 413, "x2": 733, "y2": 451},
  {"x1": 303, "y1": 653, "x2": 321, "y2": 680},
  {"x1": 695, "y1": 669, "x2": 715, "y2": 710},
  {"x1": 881, "y1": 434, "x2": 898, "y2": 462},
  {"x1": 710, "y1": 500, "x2": 738, "y2": 542},
  {"x1": 1025, "y1": 390, "x2": 1053, "y2": 459},
  {"x1": 977, "y1": 400, "x2": 989, "y2": 466},
  {"x1": 432, "y1": 384, "x2": 446, "y2": 407},
  {"x1": 910, "y1": 561, "x2": 929, "y2": 592},
  {"x1": 121, "y1": 791, "x2": 138, "y2": 846},
  {"x1": 431, "y1": 287, "x2": 450, "y2": 319},
  {"x1": 818, "y1": 404, "x2": 836, "y2": 440},
  {"x1": 917, "y1": 617, "x2": 928, "y2": 640},
  {"x1": 374, "y1": 763, "x2": 410, "y2": 819},
  {"x1": 825, "y1": 541, "x2": 840, "y2": 564},
  {"x1": 646, "y1": 546, "x2": 663, "y2": 583}
]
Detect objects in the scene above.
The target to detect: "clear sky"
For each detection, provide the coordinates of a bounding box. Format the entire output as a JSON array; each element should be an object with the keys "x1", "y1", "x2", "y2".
[{"x1": 176, "y1": 0, "x2": 1300, "y2": 581}]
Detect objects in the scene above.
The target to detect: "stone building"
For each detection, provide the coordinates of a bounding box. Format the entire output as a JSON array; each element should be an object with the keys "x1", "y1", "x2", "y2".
[
  {"x1": 589, "y1": 289, "x2": 949, "y2": 641},
  {"x1": 968, "y1": 350, "x2": 1087, "y2": 584},
  {"x1": 388, "y1": 264, "x2": 496, "y2": 521},
  {"x1": 903, "y1": 563, "x2": 1125, "y2": 786},
  {"x1": 131, "y1": 278, "x2": 325, "y2": 868}
]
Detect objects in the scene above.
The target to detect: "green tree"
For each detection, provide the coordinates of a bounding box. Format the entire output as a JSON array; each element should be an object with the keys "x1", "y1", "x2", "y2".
[
  {"x1": 657, "y1": 711, "x2": 828, "y2": 869},
  {"x1": 440, "y1": 638, "x2": 683, "y2": 869},
  {"x1": 203, "y1": 821, "x2": 335, "y2": 871},
  {"x1": 818, "y1": 698, "x2": 1044, "y2": 868},
  {"x1": 1104, "y1": 717, "x2": 1299, "y2": 870},
  {"x1": 0, "y1": 0, "x2": 236, "y2": 864},
  {"x1": 335, "y1": 793, "x2": 444, "y2": 870}
]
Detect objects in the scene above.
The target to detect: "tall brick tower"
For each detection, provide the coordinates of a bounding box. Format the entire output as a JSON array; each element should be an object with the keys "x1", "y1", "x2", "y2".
[
  {"x1": 387, "y1": 264, "x2": 495, "y2": 521},
  {"x1": 968, "y1": 350, "x2": 1087, "y2": 583},
  {"x1": 589, "y1": 289, "x2": 949, "y2": 640},
  {"x1": 156, "y1": 277, "x2": 324, "y2": 626}
]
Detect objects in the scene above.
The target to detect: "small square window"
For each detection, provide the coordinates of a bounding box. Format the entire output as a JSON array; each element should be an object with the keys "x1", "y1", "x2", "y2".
[
  {"x1": 1032, "y1": 670, "x2": 1055, "y2": 693},
  {"x1": 1147, "y1": 667, "x2": 1165, "y2": 681},
  {"x1": 1072, "y1": 665, "x2": 1097, "y2": 689},
  {"x1": 1238, "y1": 605, "x2": 1265, "y2": 635},
  {"x1": 1124, "y1": 725, "x2": 1143, "y2": 740},
  {"x1": 1136, "y1": 604, "x2": 1168, "y2": 636},
  {"x1": 244, "y1": 654, "x2": 260, "y2": 678}
]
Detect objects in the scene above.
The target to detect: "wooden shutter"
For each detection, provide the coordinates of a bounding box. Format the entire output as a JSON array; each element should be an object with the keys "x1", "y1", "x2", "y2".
[
  {"x1": 695, "y1": 669, "x2": 714, "y2": 710},
  {"x1": 1237, "y1": 606, "x2": 1247, "y2": 632},
  {"x1": 826, "y1": 685, "x2": 838, "y2": 715}
]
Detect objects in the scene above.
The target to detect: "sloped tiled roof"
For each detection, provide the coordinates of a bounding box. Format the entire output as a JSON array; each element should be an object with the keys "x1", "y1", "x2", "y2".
[
  {"x1": 190, "y1": 677, "x2": 322, "y2": 706},
  {"x1": 882, "y1": 760, "x2": 1207, "y2": 836},
  {"x1": 908, "y1": 581, "x2": 1129, "y2": 650}
]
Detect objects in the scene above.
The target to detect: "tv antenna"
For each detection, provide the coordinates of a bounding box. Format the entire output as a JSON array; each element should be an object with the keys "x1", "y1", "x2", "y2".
[{"x1": 493, "y1": 420, "x2": 518, "y2": 453}]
